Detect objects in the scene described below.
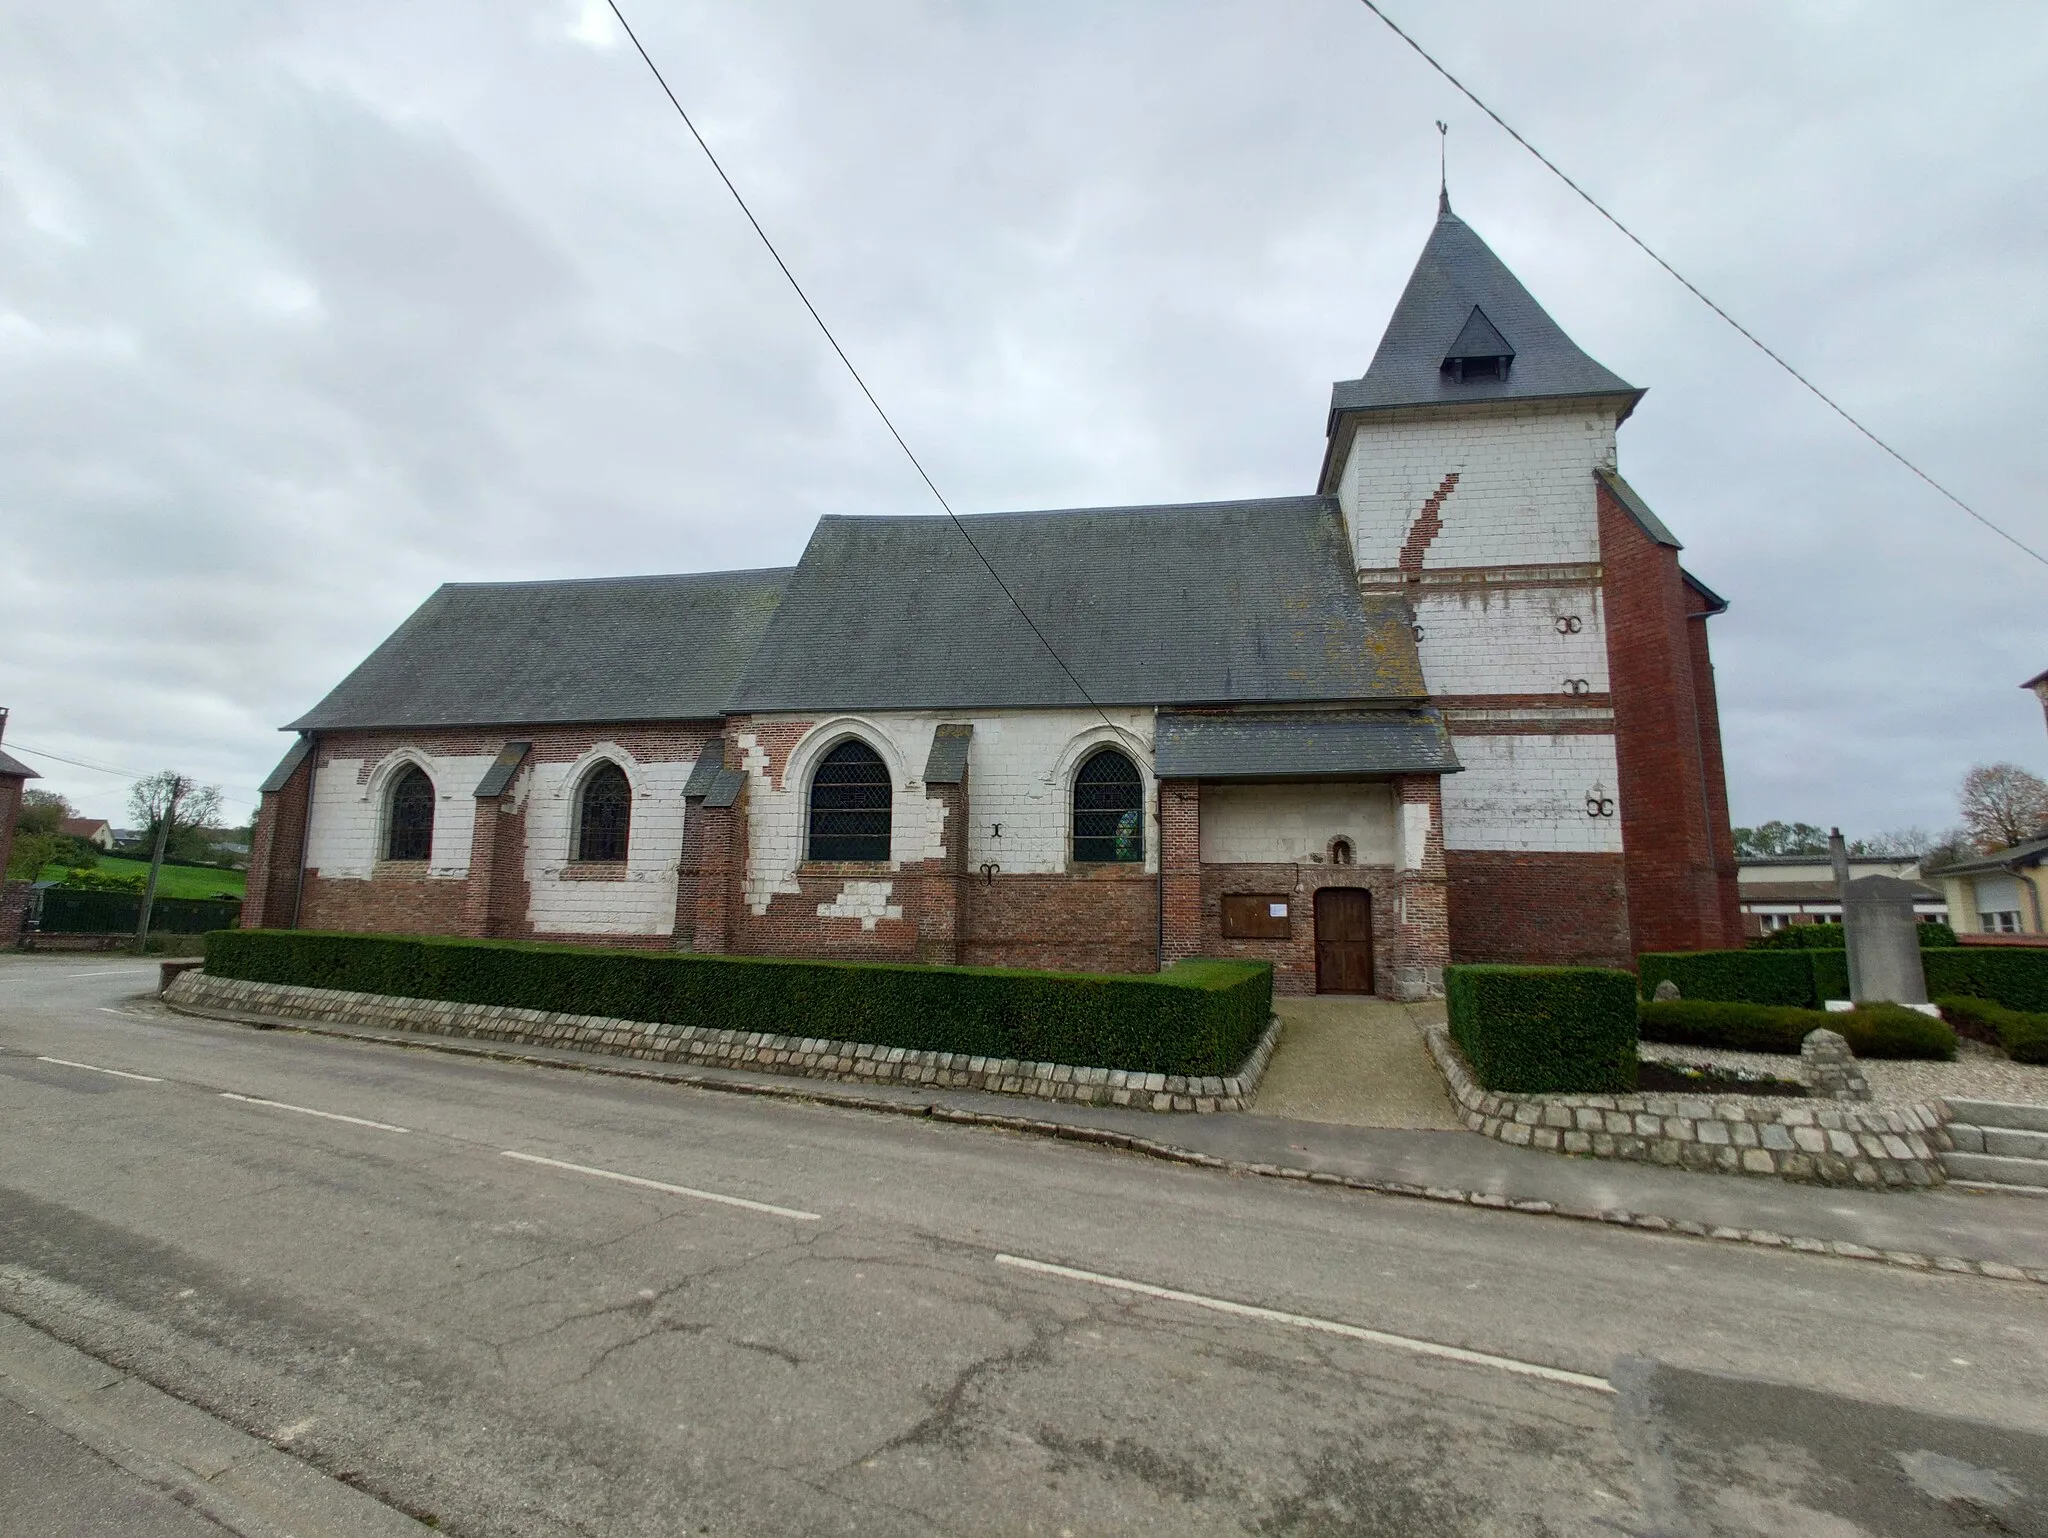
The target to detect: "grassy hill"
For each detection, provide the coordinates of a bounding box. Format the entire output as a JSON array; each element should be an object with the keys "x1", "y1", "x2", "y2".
[{"x1": 37, "y1": 856, "x2": 246, "y2": 901}]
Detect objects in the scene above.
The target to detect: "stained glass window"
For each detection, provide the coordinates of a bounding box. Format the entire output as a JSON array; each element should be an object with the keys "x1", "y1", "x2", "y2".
[
  {"x1": 386, "y1": 767, "x2": 435, "y2": 861},
  {"x1": 1073, "y1": 749, "x2": 1143, "y2": 863},
  {"x1": 577, "y1": 763, "x2": 631, "y2": 862},
  {"x1": 808, "y1": 740, "x2": 891, "y2": 862}
]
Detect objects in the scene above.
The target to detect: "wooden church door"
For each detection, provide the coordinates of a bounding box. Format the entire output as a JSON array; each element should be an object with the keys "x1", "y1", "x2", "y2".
[{"x1": 1314, "y1": 888, "x2": 1374, "y2": 994}]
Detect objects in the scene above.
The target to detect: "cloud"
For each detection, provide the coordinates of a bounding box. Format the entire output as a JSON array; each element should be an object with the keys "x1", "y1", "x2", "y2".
[{"x1": 1, "y1": 0, "x2": 2044, "y2": 836}]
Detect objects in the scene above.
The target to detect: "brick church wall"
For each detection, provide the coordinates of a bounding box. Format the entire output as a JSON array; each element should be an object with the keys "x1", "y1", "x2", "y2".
[
  {"x1": 1336, "y1": 400, "x2": 1636, "y2": 973},
  {"x1": 277, "y1": 723, "x2": 716, "y2": 941},
  {"x1": 0, "y1": 773, "x2": 24, "y2": 890},
  {"x1": 1444, "y1": 850, "x2": 1631, "y2": 966},
  {"x1": 1597, "y1": 478, "x2": 1732, "y2": 956},
  {"x1": 244, "y1": 748, "x2": 313, "y2": 930},
  {"x1": 961, "y1": 870, "x2": 1156, "y2": 974},
  {"x1": 1687, "y1": 589, "x2": 1744, "y2": 945}
]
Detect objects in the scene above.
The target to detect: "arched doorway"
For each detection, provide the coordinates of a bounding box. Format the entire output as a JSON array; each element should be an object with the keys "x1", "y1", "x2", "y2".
[{"x1": 1314, "y1": 888, "x2": 1374, "y2": 994}]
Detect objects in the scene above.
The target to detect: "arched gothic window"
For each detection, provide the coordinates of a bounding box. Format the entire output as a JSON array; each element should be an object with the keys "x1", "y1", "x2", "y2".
[
  {"x1": 576, "y1": 762, "x2": 632, "y2": 862},
  {"x1": 386, "y1": 767, "x2": 435, "y2": 861},
  {"x1": 1073, "y1": 748, "x2": 1144, "y2": 863},
  {"x1": 808, "y1": 740, "x2": 891, "y2": 862}
]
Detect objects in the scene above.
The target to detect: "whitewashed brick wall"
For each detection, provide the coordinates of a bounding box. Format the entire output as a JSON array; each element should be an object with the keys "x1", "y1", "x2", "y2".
[
  {"x1": 305, "y1": 751, "x2": 495, "y2": 880},
  {"x1": 1441, "y1": 734, "x2": 1623, "y2": 854},
  {"x1": 520, "y1": 749, "x2": 694, "y2": 936},
  {"x1": 1199, "y1": 783, "x2": 1396, "y2": 865},
  {"x1": 1337, "y1": 404, "x2": 1618, "y2": 570},
  {"x1": 1411, "y1": 583, "x2": 1608, "y2": 696},
  {"x1": 739, "y1": 709, "x2": 1157, "y2": 916}
]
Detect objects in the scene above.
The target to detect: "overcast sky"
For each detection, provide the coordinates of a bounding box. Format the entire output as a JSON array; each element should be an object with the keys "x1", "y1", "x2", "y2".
[{"x1": 3, "y1": 0, "x2": 2044, "y2": 838}]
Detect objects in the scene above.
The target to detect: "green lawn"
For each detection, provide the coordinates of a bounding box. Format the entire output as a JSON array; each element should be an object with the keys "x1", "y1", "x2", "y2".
[{"x1": 37, "y1": 855, "x2": 246, "y2": 901}]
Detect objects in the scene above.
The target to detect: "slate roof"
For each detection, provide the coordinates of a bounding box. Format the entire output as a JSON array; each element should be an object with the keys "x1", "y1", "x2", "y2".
[
  {"x1": 1154, "y1": 710, "x2": 1460, "y2": 780},
  {"x1": 1738, "y1": 880, "x2": 1940, "y2": 904},
  {"x1": 1328, "y1": 204, "x2": 1639, "y2": 427},
  {"x1": 0, "y1": 747, "x2": 37, "y2": 780},
  {"x1": 682, "y1": 742, "x2": 726, "y2": 798},
  {"x1": 726, "y1": 498, "x2": 1426, "y2": 712},
  {"x1": 1596, "y1": 468, "x2": 1679, "y2": 550},
  {"x1": 472, "y1": 742, "x2": 531, "y2": 799},
  {"x1": 923, "y1": 724, "x2": 973, "y2": 785},
  {"x1": 288, "y1": 568, "x2": 793, "y2": 731},
  {"x1": 258, "y1": 737, "x2": 313, "y2": 794},
  {"x1": 1683, "y1": 569, "x2": 1730, "y2": 616},
  {"x1": 1933, "y1": 834, "x2": 2048, "y2": 878}
]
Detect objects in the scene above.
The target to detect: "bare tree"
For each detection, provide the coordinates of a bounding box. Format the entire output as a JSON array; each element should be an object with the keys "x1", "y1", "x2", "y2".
[
  {"x1": 125, "y1": 771, "x2": 223, "y2": 950},
  {"x1": 129, "y1": 771, "x2": 222, "y2": 836},
  {"x1": 1958, "y1": 763, "x2": 2048, "y2": 852},
  {"x1": 1918, "y1": 826, "x2": 1979, "y2": 873},
  {"x1": 1849, "y1": 827, "x2": 1933, "y2": 857}
]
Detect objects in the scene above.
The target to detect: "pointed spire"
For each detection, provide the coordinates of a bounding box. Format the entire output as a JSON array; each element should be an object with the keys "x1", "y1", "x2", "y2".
[
  {"x1": 1327, "y1": 201, "x2": 1639, "y2": 420},
  {"x1": 1435, "y1": 120, "x2": 1450, "y2": 216}
]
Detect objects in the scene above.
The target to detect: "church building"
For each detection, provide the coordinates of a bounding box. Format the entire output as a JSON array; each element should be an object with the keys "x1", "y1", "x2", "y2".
[{"x1": 242, "y1": 199, "x2": 1741, "y2": 997}]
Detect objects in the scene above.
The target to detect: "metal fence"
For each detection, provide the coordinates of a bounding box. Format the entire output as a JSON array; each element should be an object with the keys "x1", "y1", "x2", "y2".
[{"x1": 32, "y1": 887, "x2": 242, "y2": 936}]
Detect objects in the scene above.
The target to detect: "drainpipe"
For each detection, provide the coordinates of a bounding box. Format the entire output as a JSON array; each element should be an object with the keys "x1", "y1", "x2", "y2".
[{"x1": 2008, "y1": 855, "x2": 2046, "y2": 936}]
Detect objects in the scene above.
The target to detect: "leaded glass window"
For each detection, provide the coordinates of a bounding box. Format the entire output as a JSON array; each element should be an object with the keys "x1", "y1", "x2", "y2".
[
  {"x1": 808, "y1": 740, "x2": 891, "y2": 862},
  {"x1": 1073, "y1": 748, "x2": 1144, "y2": 863},
  {"x1": 386, "y1": 767, "x2": 435, "y2": 861},
  {"x1": 576, "y1": 762, "x2": 631, "y2": 862}
]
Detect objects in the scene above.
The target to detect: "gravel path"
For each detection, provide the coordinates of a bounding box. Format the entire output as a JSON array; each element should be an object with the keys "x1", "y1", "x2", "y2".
[{"x1": 1641, "y1": 1038, "x2": 2048, "y2": 1108}]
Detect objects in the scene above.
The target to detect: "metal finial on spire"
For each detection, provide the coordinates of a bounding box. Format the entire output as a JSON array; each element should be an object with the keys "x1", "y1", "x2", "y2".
[{"x1": 1435, "y1": 120, "x2": 1450, "y2": 214}]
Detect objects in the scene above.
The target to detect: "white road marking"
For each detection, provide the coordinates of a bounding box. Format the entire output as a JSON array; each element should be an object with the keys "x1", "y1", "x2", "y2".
[
  {"x1": 58, "y1": 968, "x2": 159, "y2": 979},
  {"x1": 98, "y1": 1008, "x2": 150, "y2": 1019},
  {"x1": 35, "y1": 1056, "x2": 163, "y2": 1084},
  {"x1": 218, "y1": 1092, "x2": 409, "y2": 1134},
  {"x1": 501, "y1": 1150, "x2": 820, "y2": 1222},
  {"x1": 994, "y1": 1254, "x2": 1613, "y2": 1394}
]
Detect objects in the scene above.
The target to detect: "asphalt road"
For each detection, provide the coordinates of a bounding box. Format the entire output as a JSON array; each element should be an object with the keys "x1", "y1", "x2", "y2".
[{"x1": 1, "y1": 953, "x2": 2043, "y2": 1537}]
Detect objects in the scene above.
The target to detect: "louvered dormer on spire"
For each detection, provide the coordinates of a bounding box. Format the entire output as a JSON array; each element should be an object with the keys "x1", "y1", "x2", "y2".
[{"x1": 1441, "y1": 306, "x2": 1514, "y2": 383}]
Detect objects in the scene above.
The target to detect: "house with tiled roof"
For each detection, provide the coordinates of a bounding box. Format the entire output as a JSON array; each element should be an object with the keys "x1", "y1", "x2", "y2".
[
  {"x1": 244, "y1": 198, "x2": 1740, "y2": 996},
  {"x1": 58, "y1": 818, "x2": 114, "y2": 851}
]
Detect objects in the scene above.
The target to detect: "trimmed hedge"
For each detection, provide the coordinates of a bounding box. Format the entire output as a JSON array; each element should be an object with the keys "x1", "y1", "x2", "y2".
[
  {"x1": 1446, "y1": 964, "x2": 1637, "y2": 1094},
  {"x1": 1638, "y1": 1000, "x2": 1956, "y2": 1060},
  {"x1": 1651, "y1": 937, "x2": 2045, "y2": 1014},
  {"x1": 1749, "y1": 923, "x2": 1847, "y2": 951},
  {"x1": 1935, "y1": 996, "x2": 2048, "y2": 1065},
  {"x1": 1923, "y1": 948, "x2": 2048, "y2": 1014},
  {"x1": 202, "y1": 930, "x2": 1273, "y2": 1077},
  {"x1": 1750, "y1": 921, "x2": 1957, "y2": 950},
  {"x1": 1639, "y1": 950, "x2": 1818, "y2": 1007}
]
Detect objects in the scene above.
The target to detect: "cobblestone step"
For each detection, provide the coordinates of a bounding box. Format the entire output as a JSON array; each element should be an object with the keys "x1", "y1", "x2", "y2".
[
  {"x1": 1940, "y1": 1149, "x2": 2048, "y2": 1193},
  {"x1": 1946, "y1": 1099, "x2": 2048, "y2": 1134}
]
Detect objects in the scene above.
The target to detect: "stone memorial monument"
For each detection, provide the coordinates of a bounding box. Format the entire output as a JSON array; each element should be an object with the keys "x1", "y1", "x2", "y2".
[{"x1": 1829, "y1": 827, "x2": 1930, "y2": 1008}]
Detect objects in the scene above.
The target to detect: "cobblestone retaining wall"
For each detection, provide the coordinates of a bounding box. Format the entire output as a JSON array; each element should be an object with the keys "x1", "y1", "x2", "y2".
[
  {"x1": 167, "y1": 971, "x2": 1280, "y2": 1113},
  {"x1": 1424, "y1": 1026, "x2": 1951, "y2": 1188}
]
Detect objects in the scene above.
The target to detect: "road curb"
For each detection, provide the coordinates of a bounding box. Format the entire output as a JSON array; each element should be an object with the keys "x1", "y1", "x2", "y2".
[
  {"x1": 0, "y1": 1307, "x2": 433, "y2": 1537},
  {"x1": 160, "y1": 996, "x2": 2048, "y2": 1290}
]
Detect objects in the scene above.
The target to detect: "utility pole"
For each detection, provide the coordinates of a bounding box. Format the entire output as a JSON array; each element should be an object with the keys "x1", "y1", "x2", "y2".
[{"x1": 134, "y1": 775, "x2": 186, "y2": 954}]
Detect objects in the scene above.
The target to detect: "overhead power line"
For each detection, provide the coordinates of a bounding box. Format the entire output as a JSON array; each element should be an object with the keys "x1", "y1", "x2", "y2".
[
  {"x1": 1354, "y1": 0, "x2": 2048, "y2": 571},
  {"x1": 602, "y1": 0, "x2": 1129, "y2": 732},
  {"x1": 9, "y1": 740, "x2": 259, "y2": 807}
]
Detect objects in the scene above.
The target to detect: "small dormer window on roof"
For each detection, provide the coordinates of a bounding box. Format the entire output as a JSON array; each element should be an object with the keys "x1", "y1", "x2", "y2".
[{"x1": 1441, "y1": 305, "x2": 1514, "y2": 383}]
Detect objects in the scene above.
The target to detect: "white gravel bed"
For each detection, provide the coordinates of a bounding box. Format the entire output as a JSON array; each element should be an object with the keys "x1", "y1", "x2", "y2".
[{"x1": 1640, "y1": 1038, "x2": 2048, "y2": 1108}]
